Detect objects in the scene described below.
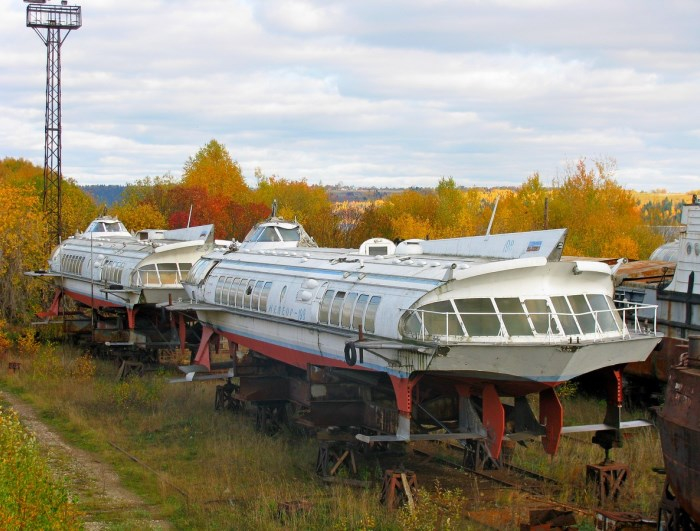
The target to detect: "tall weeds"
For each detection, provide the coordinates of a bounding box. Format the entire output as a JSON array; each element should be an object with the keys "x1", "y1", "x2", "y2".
[
  {"x1": 0, "y1": 406, "x2": 82, "y2": 529},
  {"x1": 0, "y1": 341, "x2": 667, "y2": 529}
]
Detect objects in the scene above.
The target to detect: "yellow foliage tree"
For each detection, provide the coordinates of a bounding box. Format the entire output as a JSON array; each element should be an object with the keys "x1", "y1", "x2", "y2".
[
  {"x1": 0, "y1": 184, "x2": 48, "y2": 322},
  {"x1": 390, "y1": 212, "x2": 433, "y2": 241},
  {"x1": 494, "y1": 175, "x2": 548, "y2": 233},
  {"x1": 62, "y1": 178, "x2": 99, "y2": 237},
  {"x1": 253, "y1": 171, "x2": 338, "y2": 246},
  {"x1": 182, "y1": 140, "x2": 250, "y2": 202},
  {"x1": 549, "y1": 158, "x2": 662, "y2": 259},
  {"x1": 112, "y1": 202, "x2": 168, "y2": 232}
]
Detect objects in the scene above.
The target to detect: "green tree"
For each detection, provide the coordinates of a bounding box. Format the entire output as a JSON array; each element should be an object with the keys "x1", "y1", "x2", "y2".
[{"x1": 118, "y1": 174, "x2": 178, "y2": 224}]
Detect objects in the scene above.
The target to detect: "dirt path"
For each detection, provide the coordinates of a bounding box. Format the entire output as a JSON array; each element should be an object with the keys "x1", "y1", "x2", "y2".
[{"x1": 0, "y1": 390, "x2": 172, "y2": 530}]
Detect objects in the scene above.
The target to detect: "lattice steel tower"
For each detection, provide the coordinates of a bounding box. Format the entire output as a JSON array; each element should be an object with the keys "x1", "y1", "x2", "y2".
[{"x1": 26, "y1": 0, "x2": 82, "y2": 245}]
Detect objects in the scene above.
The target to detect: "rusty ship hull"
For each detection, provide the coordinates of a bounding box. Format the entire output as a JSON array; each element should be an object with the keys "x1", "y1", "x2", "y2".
[{"x1": 657, "y1": 337, "x2": 700, "y2": 524}]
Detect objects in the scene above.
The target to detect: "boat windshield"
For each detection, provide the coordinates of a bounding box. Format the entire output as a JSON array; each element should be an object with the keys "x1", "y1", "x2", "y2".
[
  {"x1": 401, "y1": 294, "x2": 626, "y2": 342},
  {"x1": 86, "y1": 220, "x2": 128, "y2": 233},
  {"x1": 246, "y1": 224, "x2": 300, "y2": 243}
]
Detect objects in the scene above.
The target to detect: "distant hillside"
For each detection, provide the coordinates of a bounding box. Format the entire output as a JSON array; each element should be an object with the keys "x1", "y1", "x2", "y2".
[{"x1": 82, "y1": 185, "x2": 125, "y2": 206}]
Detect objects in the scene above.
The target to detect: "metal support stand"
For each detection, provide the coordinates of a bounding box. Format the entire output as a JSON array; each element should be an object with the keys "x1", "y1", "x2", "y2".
[
  {"x1": 586, "y1": 463, "x2": 629, "y2": 505},
  {"x1": 116, "y1": 360, "x2": 143, "y2": 380},
  {"x1": 315, "y1": 440, "x2": 358, "y2": 477},
  {"x1": 214, "y1": 378, "x2": 241, "y2": 411},
  {"x1": 254, "y1": 402, "x2": 287, "y2": 435},
  {"x1": 380, "y1": 468, "x2": 417, "y2": 510},
  {"x1": 462, "y1": 439, "x2": 500, "y2": 471}
]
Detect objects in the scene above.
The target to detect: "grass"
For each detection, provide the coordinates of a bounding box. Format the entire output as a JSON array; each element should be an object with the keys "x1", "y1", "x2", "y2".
[
  {"x1": 508, "y1": 393, "x2": 665, "y2": 516},
  {"x1": 0, "y1": 340, "x2": 667, "y2": 529},
  {"x1": 0, "y1": 405, "x2": 82, "y2": 529}
]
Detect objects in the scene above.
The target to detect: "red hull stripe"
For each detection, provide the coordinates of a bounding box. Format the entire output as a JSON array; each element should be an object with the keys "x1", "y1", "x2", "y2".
[
  {"x1": 220, "y1": 330, "x2": 365, "y2": 372},
  {"x1": 64, "y1": 289, "x2": 126, "y2": 309}
]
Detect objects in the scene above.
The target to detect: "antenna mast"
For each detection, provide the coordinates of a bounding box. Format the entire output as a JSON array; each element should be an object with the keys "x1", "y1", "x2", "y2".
[{"x1": 25, "y1": 0, "x2": 82, "y2": 246}]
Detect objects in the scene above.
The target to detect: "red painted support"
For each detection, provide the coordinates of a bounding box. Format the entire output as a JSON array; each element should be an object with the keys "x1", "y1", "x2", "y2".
[
  {"x1": 37, "y1": 288, "x2": 62, "y2": 319},
  {"x1": 482, "y1": 384, "x2": 504, "y2": 459},
  {"x1": 540, "y1": 387, "x2": 563, "y2": 455},
  {"x1": 193, "y1": 326, "x2": 216, "y2": 370},
  {"x1": 126, "y1": 308, "x2": 137, "y2": 330},
  {"x1": 603, "y1": 367, "x2": 623, "y2": 428},
  {"x1": 389, "y1": 376, "x2": 413, "y2": 415}
]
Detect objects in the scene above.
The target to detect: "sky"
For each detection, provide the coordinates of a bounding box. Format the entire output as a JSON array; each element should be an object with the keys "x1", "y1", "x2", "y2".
[{"x1": 1, "y1": 0, "x2": 699, "y2": 192}]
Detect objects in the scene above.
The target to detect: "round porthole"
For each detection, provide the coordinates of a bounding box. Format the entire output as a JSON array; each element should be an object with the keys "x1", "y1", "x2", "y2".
[{"x1": 695, "y1": 242, "x2": 700, "y2": 256}]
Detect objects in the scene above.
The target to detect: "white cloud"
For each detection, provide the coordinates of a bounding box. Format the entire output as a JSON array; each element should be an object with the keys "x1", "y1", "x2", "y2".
[{"x1": 0, "y1": 0, "x2": 698, "y2": 193}]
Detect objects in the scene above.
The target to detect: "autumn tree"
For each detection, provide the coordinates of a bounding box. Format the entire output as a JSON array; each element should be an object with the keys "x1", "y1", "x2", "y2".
[
  {"x1": 254, "y1": 171, "x2": 338, "y2": 246},
  {"x1": 493, "y1": 174, "x2": 549, "y2": 233},
  {"x1": 182, "y1": 140, "x2": 251, "y2": 203},
  {"x1": 118, "y1": 174, "x2": 178, "y2": 223},
  {"x1": 344, "y1": 202, "x2": 394, "y2": 247},
  {"x1": 113, "y1": 202, "x2": 168, "y2": 232},
  {"x1": 0, "y1": 183, "x2": 49, "y2": 322},
  {"x1": 548, "y1": 159, "x2": 662, "y2": 259},
  {"x1": 62, "y1": 178, "x2": 99, "y2": 237}
]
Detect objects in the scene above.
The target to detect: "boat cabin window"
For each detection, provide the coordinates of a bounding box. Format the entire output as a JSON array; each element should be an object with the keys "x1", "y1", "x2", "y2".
[
  {"x1": 402, "y1": 294, "x2": 622, "y2": 341},
  {"x1": 233, "y1": 278, "x2": 244, "y2": 307},
  {"x1": 550, "y1": 296, "x2": 580, "y2": 335},
  {"x1": 60, "y1": 254, "x2": 85, "y2": 275},
  {"x1": 364, "y1": 296, "x2": 381, "y2": 334},
  {"x1": 278, "y1": 227, "x2": 301, "y2": 242},
  {"x1": 495, "y1": 298, "x2": 533, "y2": 336},
  {"x1": 330, "y1": 292, "x2": 346, "y2": 325},
  {"x1": 587, "y1": 294, "x2": 622, "y2": 332},
  {"x1": 101, "y1": 260, "x2": 125, "y2": 284},
  {"x1": 257, "y1": 226, "x2": 282, "y2": 242},
  {"x1": 568, "y1": 295, "x2": 595, "y2": 334},
  {"x1": 341, "y1": 293, "x2": 358, "y2": 328},
  {"x1": 252, "y1": 281, "x2": 265, "y2": 311},
  {"x1": 158, "y1": 262, "x2": 178, "y2": 284},
  {"x1": 352, "y1": 294, "x2": 369, "y2": 329},
  {"x1": 86, "y1": 220, "x2": 128, "y2": 233},
  {"x1": 246, "y1": 224, "x2": 302, "y2": 243},
  {"x1": 215, "y1": 276, "x2": 226, "y2": 303},
  {"x1": 221, "y1": 277, "x2": 234, "y2": 305},
  {"x1": 455, "y1": 298, "x2": 500, "y2": 336},
  {"x1": 137, "y1": 262, "x2": 190, "y2": 286},
  {"x1": 244, "y1": 280, "x2": 255, "y2": 309},
  {"x1": 320, "y1": 290, "x2": 334, "y2": 324},
  {"x1": 524, "y1": 299, "x2": 558, "y2": 334},
  {"x1": 178, "y1": 263, "x2": 192, "y2": 279},
  {"x1": 260, "y1": 282, "x2": 273, "y2": 312},
  {"x1": 186, "y1": 259, "x2": 218, "y2": 285},
  {"x1": 319, "y1": 290, "x2": 381, "y2": 332},
  {"x1": 418, "y1": 301, "x2": 461, "y2": 336}
]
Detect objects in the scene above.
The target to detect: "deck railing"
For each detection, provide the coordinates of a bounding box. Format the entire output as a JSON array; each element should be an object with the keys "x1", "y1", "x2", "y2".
[{"x1": 401, "y1": 300, "x2": 658, "y2": 344}]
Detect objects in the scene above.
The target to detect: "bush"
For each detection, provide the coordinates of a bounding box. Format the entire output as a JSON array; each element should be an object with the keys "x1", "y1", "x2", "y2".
[{"x1": 0, "y1": 406, "x2": 81, "y2": 529}]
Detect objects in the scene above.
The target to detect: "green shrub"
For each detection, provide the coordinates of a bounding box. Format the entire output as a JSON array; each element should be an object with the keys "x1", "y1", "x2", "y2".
[{"x1": 0, "y1": 406, "x2": 81, "y2": 529}]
